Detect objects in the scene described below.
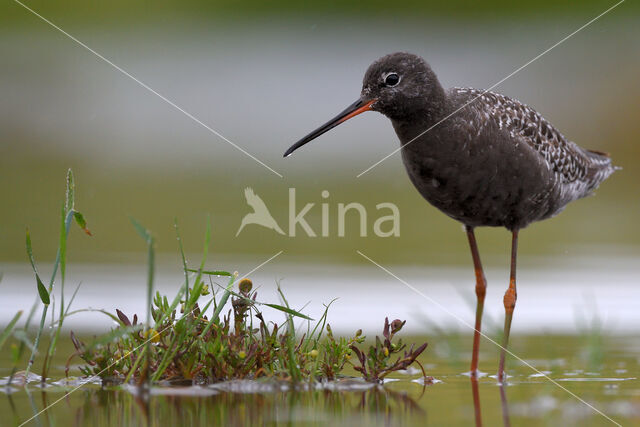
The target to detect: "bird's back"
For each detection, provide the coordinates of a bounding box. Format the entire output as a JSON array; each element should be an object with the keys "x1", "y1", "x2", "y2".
[
  {"x1": 450, "y1": 88, "x2": 617, "y2": 203},
  {"x1": 395, "y1": 87, "x2": 617, "y2": 230}
]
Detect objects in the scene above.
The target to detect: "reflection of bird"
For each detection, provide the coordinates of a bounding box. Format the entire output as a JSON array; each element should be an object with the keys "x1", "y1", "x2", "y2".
[
  {"x1": 236, "y1": 187, "x2": 285, "y2": 237},
  {"x1": 284, "y1": 52, "x2": 617, "y2": 382}
]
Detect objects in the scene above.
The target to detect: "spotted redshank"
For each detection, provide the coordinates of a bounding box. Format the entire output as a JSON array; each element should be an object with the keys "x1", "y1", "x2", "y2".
[{"x1": 283, "y1": 52, "x2": 617, "y2": 381}]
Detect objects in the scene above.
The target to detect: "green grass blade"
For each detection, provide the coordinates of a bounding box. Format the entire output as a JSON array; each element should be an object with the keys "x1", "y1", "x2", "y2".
[
  {"x1": 129, "y1": 217, "x2": 155, "y2": 324},
  {"x1": 130, "y1": 217, "x2": 155, "y2": 386},
  {"x1": 124, "y1": 347, "x2": 147, "y2": 384},
  {"x1": 302, "y1": 298, "x2": 337, "y2": 352},
  {"x1": 199, "y1": 216, "x2": 211, "y2": 273},
  {"x1": 263, "y1": 303, "x2": 313, "y2": 321},
  {"x1": 201, "y1": 275, "x2": 235, "y2": 337},
  {"x1": 130, "y1": 217, "x2": 152, "y2": 243},
  {"x1": 25, "y1": 228, "x2": 37, "y2": 272},
  {"x1": 51, "y1": 308, "x2": 120, "y2": 325},
  {"x1": 277, "y1": 284, "x2": 302, "y2": 382},
  {"x1": 192, "y1": 217, "x2": 211, "y2": 306},
  {"x1": 63, "y1": 282, "x2": 83, "y2": 318},
  {"x1": 151, "y1": 334, "x2": 180, "y2": 382},
  {"x1": 184, "y1": 217, "x2": 212, "y2": 311},
  {"x1": 211, "y1": 274, "x2": 235, "y2": 322},
  {"x1": 208, "y1": 280, "x2": 314, "y2": 321},
  {"x1": 156, "y1": 280, "x2": 186, "y2": 327},
  {"x1": 186, "y1": 269, "x2": 232, "y2": 276},
  {"x1": 24, "y1": 227, "x2": 49, "y2": 376},
  {"x1": 174, "y1": 218, "x2": 189, "y2": 302},
  {"x1": 0, "y1": 311, "x2": 23, "y2": 350},
  {"x1": 146, "y1": 238, "x2": 155, "y2": 327}
]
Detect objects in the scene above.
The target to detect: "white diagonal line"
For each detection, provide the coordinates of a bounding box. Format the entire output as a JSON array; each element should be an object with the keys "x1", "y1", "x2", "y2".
[
  {"x1": 18, "y1": 250, "x2": 284, "y2": 426},
  {"x1": 357, "y1": 0, "x2": 625, "y2": 178},
  {"x1": 356, "y1": 250, "x2": 621, "y2": 426},
  {"x1": 13, "y1": 0, "x2": 283, "y2": 178}
]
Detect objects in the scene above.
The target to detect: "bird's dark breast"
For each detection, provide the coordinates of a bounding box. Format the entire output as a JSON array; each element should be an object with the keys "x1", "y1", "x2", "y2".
[{"x1": 393, "y1": 119, "x2": 561, "y2": 230}]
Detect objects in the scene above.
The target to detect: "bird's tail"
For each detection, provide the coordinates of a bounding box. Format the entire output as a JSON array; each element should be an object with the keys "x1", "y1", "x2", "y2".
[{"x1": 582, "y1": 148, "x2": 619, "y2": 193}]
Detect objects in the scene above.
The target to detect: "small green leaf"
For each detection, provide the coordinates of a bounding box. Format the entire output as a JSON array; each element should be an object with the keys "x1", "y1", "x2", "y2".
[
  {"x1": 264, "y1": 303, "x2": 314, "y2": 321},
  {"x1": 26, "y1": 230, "x2": 50, "y2": 305},
  {"x1": 73, "y1": 211, "x2": 92, "y2": 236},
  {"x1": 186, "y1": 268, "x2": 232, "y2": 276},
  {"x1": 36, "y1": 274, "x2": 50, "y2": 305}
]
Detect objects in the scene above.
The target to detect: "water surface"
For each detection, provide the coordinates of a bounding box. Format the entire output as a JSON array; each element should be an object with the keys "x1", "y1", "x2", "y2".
[{"x1": 1, "y1": 335, "x2": 638, "y2": 426}]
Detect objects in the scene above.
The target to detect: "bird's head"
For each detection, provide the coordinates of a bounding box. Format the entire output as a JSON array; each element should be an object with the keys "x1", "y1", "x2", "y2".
[
  {"x1": 361, "y1": 52, "x2": 442, "y2": 121},
  {"x1": 284, "y1": 52, "x2": 443, "y2": 157}
]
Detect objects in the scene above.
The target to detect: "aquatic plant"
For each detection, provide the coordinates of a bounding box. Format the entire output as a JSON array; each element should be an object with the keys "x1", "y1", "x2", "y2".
[
  {"x1": 68, "y1": 272, "x2": 428, "y2": 384},
  {"x1": 350, "y1": 318, "x2": 428, "y2": 382}
]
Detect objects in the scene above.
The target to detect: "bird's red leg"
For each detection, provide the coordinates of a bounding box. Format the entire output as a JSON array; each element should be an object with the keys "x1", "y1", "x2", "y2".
[
  {"x1": 498, "y1": 229, "x2": 519, "y2": 382},
  {"x1": 466, "y1": 226, "x2": 487, "y2": 376}
]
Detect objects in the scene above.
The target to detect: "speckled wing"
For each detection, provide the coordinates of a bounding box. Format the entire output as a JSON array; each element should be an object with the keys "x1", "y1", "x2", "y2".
[{"x1": 452, "y1": 87, "x2": 614, "y2": 193}]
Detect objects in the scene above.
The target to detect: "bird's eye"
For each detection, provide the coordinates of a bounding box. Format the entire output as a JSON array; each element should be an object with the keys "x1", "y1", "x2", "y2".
[{"x1": 384, "y1": 73, "x2": 400, "y2": 87}]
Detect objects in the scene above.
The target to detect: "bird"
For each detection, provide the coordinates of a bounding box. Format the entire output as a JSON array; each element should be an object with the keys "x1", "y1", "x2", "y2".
[
  {"x1": 236, "y1": 187, "x2": 285, "y2": 237},
  {"x1": 283, "y1": 52, "x2": 617, "y2": 381}
]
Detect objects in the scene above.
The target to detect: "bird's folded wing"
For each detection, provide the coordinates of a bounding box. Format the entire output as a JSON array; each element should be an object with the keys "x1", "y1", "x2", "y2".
[{"x1": 453, "y1": 87, "x2": 596, "y2": 184}]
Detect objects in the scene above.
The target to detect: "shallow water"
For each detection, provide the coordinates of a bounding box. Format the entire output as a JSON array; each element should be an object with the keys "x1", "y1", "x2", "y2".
[
  {"x1": 1, "y1": 257, "x2": 639, "y2": 425},
  {"x1": 2, "y1": 334, "x2": 638, "y2": 426},
  {"x1": 2, "y1": 255, "x2": 639, "y2": 335}
]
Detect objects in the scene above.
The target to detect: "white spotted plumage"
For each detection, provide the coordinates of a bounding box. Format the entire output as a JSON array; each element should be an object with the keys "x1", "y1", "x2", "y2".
[{"x1": 451, "y1": 87, "x2": 616, "y2": 202}]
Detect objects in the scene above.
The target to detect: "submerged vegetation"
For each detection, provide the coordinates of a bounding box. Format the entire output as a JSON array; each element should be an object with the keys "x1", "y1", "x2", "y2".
[{"x1": 3, "y1": 169, "x2": 428, "y2": 386}]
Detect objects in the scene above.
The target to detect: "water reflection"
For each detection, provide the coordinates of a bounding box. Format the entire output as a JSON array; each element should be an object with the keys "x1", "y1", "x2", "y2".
[
  {"x1": 11, "y1": 382, "x2": 427, "y2": 426},
  {"x1": 498, "y1": 383, "x2": 511, "y2": 427},
  {"x1": 470, "y1": 377, "x2": 483, "y2": 426},
  {"x1": 470, "y1": 377, "x2": 512, "y2": 427},
  {"x1": 7, "y1": 370, "x2": 640, "y2": 426},
  {"x1": 5, "y1": 332, "x2": 639, "y2": 426}
]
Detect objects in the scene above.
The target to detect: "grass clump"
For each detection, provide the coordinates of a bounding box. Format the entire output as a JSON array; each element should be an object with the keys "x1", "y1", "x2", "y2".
[
  {"x1": 69, "y1": 270, "x2": 428, "y2": 385},
  {"x1": 11, "y1": 169, "x2": 429, "y2": 386}
]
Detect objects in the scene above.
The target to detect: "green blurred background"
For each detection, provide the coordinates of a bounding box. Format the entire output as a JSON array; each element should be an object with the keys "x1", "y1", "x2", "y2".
[{"x1": 1, "y1": 0, "x2": 638, "y2": 267}]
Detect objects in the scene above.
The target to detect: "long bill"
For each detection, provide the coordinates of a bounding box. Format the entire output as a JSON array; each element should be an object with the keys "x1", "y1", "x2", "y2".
[{"x1": 283, "y1": 98, "x2": 376, "y2": 157}]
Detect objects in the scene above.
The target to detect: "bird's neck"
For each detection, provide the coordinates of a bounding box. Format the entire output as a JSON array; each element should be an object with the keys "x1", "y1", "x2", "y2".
[{"x1": 390, "y1": 82, "x2": 448, "y2": 129}]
